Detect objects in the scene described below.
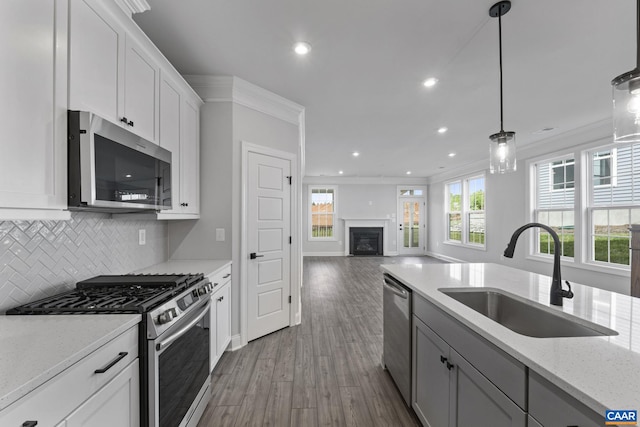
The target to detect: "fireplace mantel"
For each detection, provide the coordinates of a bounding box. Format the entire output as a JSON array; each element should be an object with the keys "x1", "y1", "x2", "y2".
[{"x1": 341, "y1": 218, "x2": 390, "y2": 256}]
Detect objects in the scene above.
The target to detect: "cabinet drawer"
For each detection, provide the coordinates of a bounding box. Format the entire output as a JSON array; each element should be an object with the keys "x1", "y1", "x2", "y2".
[
  {"x1": 0, "y1": 326, "x2": 138, "y2": 426},
  {"x1": 529, "y1": 371, "x2": 604, "y2": 427},
  {"x1": 208, "y1": 264, "x2": 231, "y2": 292},
  {"x1": 413, "y1": 295, "x2": 526, "y2": 409}
]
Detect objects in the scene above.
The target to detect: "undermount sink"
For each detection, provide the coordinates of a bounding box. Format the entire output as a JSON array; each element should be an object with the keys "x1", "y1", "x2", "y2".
[{"x1": 439, "y1": 288, "x2": 618, "y2": 338}]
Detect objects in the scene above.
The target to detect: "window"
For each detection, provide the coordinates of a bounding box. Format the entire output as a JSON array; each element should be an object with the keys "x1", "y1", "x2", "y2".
[
  {"x1": 308, "y1": 186, "x2": 336, "y2": 240},
  {"x1": 467, "y1": 177, "x2": 485, "y2": 245},
  {"x1": 399, "y1": 188, "x2": 424, "y2": 196},
  {"x1": 550, "y1": 158, "x2": 575, "y2": 191},
  {"x1": 530, "y1": 143, "x2": 635, "y2": 271},
  {"x1": 589, "y1": 145, "x2": 633, "y2": 266},
  {"x1": 533, "y1": 156, "x2": 575, "y2": 258},
  {"x1": 446, "y1": 182, "x2": 462, "y2": 242},
  {"x1": 445, "y1": 175, "x2": 485, "y2": 247}
]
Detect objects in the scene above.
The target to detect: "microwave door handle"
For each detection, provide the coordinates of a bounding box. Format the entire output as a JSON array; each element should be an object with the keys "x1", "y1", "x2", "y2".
[{"x1": 155, "y1": 300, "x2": 211, "y2": 352}]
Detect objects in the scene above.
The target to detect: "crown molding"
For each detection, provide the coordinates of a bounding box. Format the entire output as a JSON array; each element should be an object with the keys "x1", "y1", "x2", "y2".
[
  {"x1": 426, "y1": 117, "x2": 614, "y2": 184},
  {"x1": 183, "y1": 75, "x2": 304, "y2": 126},
  {"x1": 303, "y1": 176, "x2": 429, "y2": 185},
  {"x1": 114, "y1": 0, "x2": 150, "y2": 16}
]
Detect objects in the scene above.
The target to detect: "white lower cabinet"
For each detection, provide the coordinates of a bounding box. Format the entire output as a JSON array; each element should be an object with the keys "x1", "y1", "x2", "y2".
[
  {"x1": 208, "y1": 264, "x2": 232, "y2": 372},
  {"x1": 60, "y1": 359, "x2": 139, "y2": 427},
  {"x1": 0, "y1": 326, "x2": 139, "y2": 427}
]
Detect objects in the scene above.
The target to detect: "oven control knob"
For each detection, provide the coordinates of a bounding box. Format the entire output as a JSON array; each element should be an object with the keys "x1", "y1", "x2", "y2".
[
  {"x1": 197, "y1": 284, "x2": 212, "y2": 295},
  {"x1": 157, "y1": 308, "x2": 177, "y2": 325}
]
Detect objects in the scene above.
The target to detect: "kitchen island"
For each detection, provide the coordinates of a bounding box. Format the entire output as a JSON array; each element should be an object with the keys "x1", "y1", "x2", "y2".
[{"x1": 381, "y1": 262, "x2": 640, "y2": 423}]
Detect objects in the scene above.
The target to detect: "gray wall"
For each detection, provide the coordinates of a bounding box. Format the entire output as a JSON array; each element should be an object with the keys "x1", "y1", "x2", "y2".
[
  {"x1": 302, "y1": 180, "x2": 428, "y2": 255},
  {"x1": 0, "y1": 212, "x2": 167, "y2": 313},
  {"x1": 168, "y1": 100, "x2": 300, "y2": 338},
  {"x1": 426, "y1": 122, "x2": 631, "y2": 295}
]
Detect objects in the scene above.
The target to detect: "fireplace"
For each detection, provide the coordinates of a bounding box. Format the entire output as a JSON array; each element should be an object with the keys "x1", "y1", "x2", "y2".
[{"x1": 349, "y1": 227, "x2": 383, "y2": 256}]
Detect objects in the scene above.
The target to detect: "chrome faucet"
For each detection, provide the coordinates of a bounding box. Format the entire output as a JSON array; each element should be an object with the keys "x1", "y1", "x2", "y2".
[{"x1": 503, "y1": 223, "x2": 574, "y2": 306}]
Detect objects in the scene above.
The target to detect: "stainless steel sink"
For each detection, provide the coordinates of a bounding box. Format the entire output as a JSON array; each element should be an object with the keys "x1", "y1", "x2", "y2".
[{"x1": 439, "y1": 288, "x2": 618, "y2": 338}]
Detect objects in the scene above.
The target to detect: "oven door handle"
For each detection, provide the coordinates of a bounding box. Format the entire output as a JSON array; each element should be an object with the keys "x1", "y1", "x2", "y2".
[{"x1": 156, "y1": 300, "x2": 211, "y2": 352}]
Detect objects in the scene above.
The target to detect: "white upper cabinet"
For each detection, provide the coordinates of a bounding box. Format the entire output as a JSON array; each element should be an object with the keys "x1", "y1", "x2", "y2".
[
  {"x1": 123, "y1": 35, "x2": 159, "y2": 142},
  {"x1": 68, "y1": 0, "x2": 124, "y2": 126},
  {"x1": 180, "y1": 97, "x2": 200, "y2": 215},
  {"x1": 69, "y1": 0, "x2": 159, "y2": 143},
  {"x1": 159, "y1": 73, "x2": 182, "y2": 212},
  {"x1": 0, "y1": 0, "x2": 69, "y2": 219}
]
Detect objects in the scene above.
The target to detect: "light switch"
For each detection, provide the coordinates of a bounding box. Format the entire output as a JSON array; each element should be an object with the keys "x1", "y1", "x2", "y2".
[
  {"x1": 216, "y1": 228, "x2": 225, "y2": 241},
  {"x1": 138, "y1": 229, "x2": 146, "y2": 245}
]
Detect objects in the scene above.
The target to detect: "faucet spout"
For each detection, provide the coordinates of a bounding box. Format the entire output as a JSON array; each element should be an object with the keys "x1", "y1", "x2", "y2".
[{"x1": 503, "y1": 222, "x2": 574, "y2": 306}]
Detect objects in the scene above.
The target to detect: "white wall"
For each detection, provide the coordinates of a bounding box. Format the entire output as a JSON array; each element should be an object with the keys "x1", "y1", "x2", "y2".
[
  {"x1": 426, "y1": 120, "x2": 631, "y2": 295},
  {"x1": 168, "y1": 95, "x2": 300, "y2": 340},
  {"x1": 303, "y1": 177, "x2": 428, "y2": 255}
]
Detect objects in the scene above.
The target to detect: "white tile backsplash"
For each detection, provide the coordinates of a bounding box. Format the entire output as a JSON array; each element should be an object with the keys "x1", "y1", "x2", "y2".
[{"x1": 0, "y1": 212, "x2": 167, "y2": 313}]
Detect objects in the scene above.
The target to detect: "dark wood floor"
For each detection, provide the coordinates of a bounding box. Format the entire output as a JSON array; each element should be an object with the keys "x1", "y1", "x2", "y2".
[{"x1": 197, "y1": 256, "x2": 445, "y2": 427}]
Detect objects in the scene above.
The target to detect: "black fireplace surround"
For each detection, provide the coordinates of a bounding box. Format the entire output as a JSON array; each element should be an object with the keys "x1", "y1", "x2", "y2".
[{"x1": 349, "y1": 227, "x2": 383, "y2": 256}]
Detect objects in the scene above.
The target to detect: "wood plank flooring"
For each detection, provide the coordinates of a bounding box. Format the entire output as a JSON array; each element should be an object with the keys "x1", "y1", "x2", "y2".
[{"x1": 197, "y1": 256, "x2": 445, "y2": 427}]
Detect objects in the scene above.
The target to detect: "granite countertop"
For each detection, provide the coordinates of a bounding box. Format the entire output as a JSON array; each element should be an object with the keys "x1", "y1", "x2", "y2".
[
  {"x1": 380, "y1": 262, "x2": 640, "y2": 414},
  {"x1": 0, "y1": 314, "x2": 140, "y2": 411},
  {"x1": 135, "y1": 259, "x2": 231, "y2": 277}
]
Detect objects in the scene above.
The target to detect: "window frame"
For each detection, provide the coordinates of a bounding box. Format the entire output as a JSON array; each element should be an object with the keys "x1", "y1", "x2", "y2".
[
  {"x1": 444, "y1": 174, "x2": 486, "y2": 249},
  {"x1": 549, "y1": 158, "x2": 575, "y2": 192},
  {"x1": 527, "y1": 142, "x2": 632, "y2": 276},
  {"x1": 307, "y1": 185, "x2": 338, "y2": 241}
]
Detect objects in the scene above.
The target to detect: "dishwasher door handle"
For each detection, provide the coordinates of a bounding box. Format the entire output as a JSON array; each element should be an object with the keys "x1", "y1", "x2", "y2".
[{"x1": 383, "y1": 278, "x2": 408, "y2": 299}]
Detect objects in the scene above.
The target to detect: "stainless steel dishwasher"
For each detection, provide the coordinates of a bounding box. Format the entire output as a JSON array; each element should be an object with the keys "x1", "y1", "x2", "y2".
[{"x1": 382, "y1": 273, "x2": 412, "y2": 406}]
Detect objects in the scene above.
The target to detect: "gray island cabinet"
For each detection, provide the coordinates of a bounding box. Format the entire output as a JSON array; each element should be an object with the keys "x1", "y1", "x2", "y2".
[{"x1": 379, "y1": 263, "x2": 635, "y2": 427}]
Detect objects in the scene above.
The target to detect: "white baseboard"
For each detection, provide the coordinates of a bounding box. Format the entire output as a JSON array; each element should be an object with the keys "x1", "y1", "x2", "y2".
[
  {"x1": 303, "y1": 251, "x2": 344, "y2": 256},
  {"x1": 294, "y1": 310, "x2": 301, "y2": 325},
  {"x1": 229, "y1": 334, "x2": 243, "y2": 351},
  {"x1": 426, "y1": 251, "x2": 464, "y2": 263},
  {"x1": 385, "y1": 251, "x2": 399, "y2": 256}
]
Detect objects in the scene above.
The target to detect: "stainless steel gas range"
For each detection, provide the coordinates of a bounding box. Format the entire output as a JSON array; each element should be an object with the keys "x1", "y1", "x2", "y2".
[{"x1": 8, "y1": 274, "x2": 214, "y2": 427}]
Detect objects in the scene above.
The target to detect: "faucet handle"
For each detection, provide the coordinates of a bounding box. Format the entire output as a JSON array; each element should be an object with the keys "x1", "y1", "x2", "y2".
[{"x1": 560, "y1": 281, "x2": 574, "y2": 299}]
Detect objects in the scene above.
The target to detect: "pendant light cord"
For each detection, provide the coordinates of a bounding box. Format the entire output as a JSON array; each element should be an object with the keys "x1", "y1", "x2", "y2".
[{"x1": 498, "y1": 11, "x2": 505, "y2": 132}]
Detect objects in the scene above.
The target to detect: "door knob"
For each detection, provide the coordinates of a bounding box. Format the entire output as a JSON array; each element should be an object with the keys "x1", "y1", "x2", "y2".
[{"x1": 250, "y1": 252, "x2": 264, "y2": 259}]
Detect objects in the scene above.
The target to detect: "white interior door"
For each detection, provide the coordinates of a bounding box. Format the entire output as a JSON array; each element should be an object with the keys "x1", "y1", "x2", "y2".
[
  {"x1": 397, "y1": 198, "x2": 425, "y2": 255},
  {"x1": 247, "y1": 151, "x2": 291, "y2": 341}
]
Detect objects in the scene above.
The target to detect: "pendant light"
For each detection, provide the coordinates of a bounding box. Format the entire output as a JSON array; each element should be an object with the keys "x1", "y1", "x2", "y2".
[
  {"x1": 489, "y1": 1, "x2": 516, "y2": 174},
  {"x1": 612, "y1": 0, "x2": 640, "y2": 143}
]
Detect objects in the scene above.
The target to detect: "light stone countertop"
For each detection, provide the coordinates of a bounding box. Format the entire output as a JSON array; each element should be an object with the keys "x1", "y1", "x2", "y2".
[
  {"x1": 0, "y1": 314, "x2": 140, "y2": 411},
  {"x1": 380, "y1": 262, "x2": 640, "y2": 415},
  {"x1": 135, "y1": 259, "x2": 231, "y2": 277}
]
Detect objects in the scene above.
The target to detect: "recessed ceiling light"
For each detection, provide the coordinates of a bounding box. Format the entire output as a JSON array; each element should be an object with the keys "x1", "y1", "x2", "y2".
[
  {"x1": 125, "y1": 174, "x2": 132, "y2": 178},
  {"x1": 438, "y1": 127, "x2": 448, "y2": 134},
  {"x1": 406, "y1": 171, "x2": 412, "y2": 175},
  {"x1": 423, "y1": 77, "x2": 438, "y2": 88},
  {"x1": 352, "y1": 151, "x2": 360, "y2": 157},
  {"x1": 338, "y1": 170, "x2": 344, "y2": 175},
  {"x1": 293, "y1": 42, "x2": 311, "y2": 55},
  {"x1": 448, "y1": 152, "x2": 456, "y2": 157}
]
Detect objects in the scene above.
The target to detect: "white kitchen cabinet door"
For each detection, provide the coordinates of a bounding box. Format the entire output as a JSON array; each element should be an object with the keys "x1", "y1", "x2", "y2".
[
  {"x1": 0, "y1": 0, "x2": 69, "y2": 218},
  {"x1": 180, "y1": 97, "x2": 200, "y2": 214},
  {"x1": 63, "y1": 359, "x2": 140, "y2": 427},
  {"x1": 209, "y1": 294, "x2": 218, "y2": 372},
  {"x1": 68, "y1": 0, "x2": 124, "y2": 125},
  {"x1": 124, "y1": 35, "x2": 159, "y2": 142},
  {"x1": 158, "y1": 73, "x2": 182, "y2": 213},
  {"x1": 215, "y1": 283, "x2": 231, "y2": 357}
]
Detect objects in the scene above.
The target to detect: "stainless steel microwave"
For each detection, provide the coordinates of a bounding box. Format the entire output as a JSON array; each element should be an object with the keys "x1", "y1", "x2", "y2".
[{"x1": 68, "y1": 111, "x2": 172, "y2": 212}]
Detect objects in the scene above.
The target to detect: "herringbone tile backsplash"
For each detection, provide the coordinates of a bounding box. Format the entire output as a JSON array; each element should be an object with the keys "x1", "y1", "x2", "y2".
[{"x1": 0, "y1": 212, "x2": 168, "y2": 313}]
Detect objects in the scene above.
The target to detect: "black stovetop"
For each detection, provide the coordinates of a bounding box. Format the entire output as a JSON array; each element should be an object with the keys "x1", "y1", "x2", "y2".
[{"x1": 6, "y1": 273, "x2": 204, "y2": 315}]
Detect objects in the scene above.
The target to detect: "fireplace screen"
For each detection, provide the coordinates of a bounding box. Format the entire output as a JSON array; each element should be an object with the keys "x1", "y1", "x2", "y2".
[{"x1": 349, "y1": 227, "x2": 383, "y2": 256}]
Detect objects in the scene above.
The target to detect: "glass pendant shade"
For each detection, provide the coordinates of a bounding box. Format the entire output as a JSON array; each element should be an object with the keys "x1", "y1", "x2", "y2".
[
  {"x1": 612, "y1": 71, "x2": 640, "y2": 143},
  {"x1": 489, "y1": 131, "x2": 516, "y2": 174}
]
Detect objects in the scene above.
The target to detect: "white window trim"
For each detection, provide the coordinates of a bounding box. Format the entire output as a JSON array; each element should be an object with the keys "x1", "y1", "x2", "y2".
[
  {"x1": 444, "y1": 174, "x2": 486, "y2": 249},
  {"x1": 591, "y1": 147, "x2": 618, "y2": 188},
  {"x1": 527, "y1": 144, "x2": 632, "y2": 276},
  {"x1": 308, "y1": 185, "x2": 338, "y2": 241}
]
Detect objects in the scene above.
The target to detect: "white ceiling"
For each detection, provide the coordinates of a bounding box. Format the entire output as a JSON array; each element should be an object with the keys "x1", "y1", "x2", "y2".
[{"x1": 134, "y1": 0, "x2": 636, "y2": 178}]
